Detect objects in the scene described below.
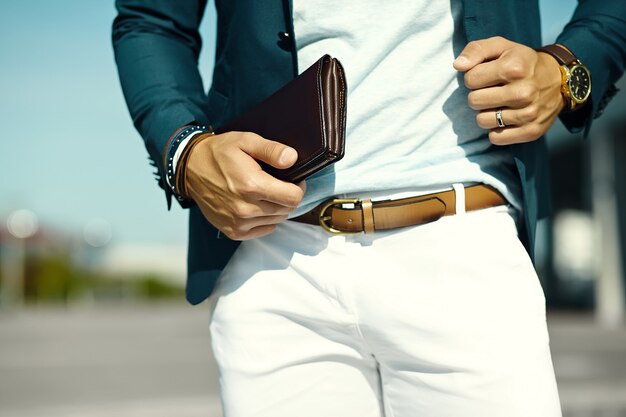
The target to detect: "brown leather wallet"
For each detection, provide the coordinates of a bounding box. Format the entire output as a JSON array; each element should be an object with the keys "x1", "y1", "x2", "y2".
[{"x1": 216, "y1": 55, "x2": 347, "y2": 183}]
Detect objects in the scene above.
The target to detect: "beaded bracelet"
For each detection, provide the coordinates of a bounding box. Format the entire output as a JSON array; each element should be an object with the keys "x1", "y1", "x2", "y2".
[
  {"x1": 163, "y1": 125, "x2": 209, "y2": 200},
  {"x1": 175, "y1": 131, "x2": 213, "y2": 200}
]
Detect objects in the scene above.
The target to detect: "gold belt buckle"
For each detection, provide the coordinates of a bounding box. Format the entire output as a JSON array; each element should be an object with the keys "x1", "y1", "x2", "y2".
[{"x1": 318, "y1": 198, "x2": 361, "y2": 234}]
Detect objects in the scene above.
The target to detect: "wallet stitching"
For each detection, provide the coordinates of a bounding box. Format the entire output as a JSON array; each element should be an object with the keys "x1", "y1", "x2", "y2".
[
  {"x1": 316, "y1": 58, "x2": 325, "y2": 150},
  {"x1": 337, "y1": 60, "x2": 346, "y2": 154}
]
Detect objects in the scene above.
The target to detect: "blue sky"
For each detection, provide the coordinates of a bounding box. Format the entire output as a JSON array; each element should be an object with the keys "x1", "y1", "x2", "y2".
[{"x1": 0, "y1": 1, "x2": 576, "y2": 246}]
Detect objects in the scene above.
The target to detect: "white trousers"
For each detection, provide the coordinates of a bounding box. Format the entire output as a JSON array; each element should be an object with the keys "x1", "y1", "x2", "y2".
[{"x1": 208, "y1": 200, "x2": 562, "y2": 417}]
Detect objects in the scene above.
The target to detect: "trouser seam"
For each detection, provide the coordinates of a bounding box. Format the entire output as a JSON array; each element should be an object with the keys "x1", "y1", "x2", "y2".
[{"x1": 377, "y1": 360, "x2": 396, "y2": 417}]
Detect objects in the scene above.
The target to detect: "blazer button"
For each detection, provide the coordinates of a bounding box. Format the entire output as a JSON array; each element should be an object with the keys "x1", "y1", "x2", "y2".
[{"x1": 277, "y1": 31, "x2": 294, "y2": 50}]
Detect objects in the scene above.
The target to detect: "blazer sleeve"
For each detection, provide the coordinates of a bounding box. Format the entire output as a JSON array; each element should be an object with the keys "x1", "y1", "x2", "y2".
[
  {"x1": 555, "y1": 0, "x2": 626, "y2": 135},
  {"x1": 112, "y1": 0, "x2": 209, "y2": 208}
]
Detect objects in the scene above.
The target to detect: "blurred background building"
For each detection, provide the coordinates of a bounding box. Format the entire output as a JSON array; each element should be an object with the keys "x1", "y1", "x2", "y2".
[
  {"x1": 0, "y1": 1, "x2": 624, "y2": 416},
  {"x1": 540, "y1": 76, "x2": 626, "y2": 322}
]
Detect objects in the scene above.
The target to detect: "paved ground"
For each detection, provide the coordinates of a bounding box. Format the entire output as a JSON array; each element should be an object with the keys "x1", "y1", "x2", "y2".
[
  {"x1": 0, "y1": 304, "x2": 625, "y2": 417},
  {"x1": 0, "y1": 304, "x2": 220, "y2": 417},
  {"x1": 548, "y1": 313, "x2": 626, "y2": 417}
]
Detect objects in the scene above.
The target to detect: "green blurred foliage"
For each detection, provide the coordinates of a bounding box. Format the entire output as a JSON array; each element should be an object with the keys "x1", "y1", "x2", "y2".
[
  {"x1": 1, "y1": 249, "x2": 184, "y2": 305},
  {"x1": 26, "y1": 255, "x2": 74, "y2": 302},
  {"x1": 134, "y1": 274, "x2": 185, "y2": 299}
]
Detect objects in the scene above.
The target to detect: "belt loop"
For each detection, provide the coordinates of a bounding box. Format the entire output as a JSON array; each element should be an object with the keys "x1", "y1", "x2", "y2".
[
  {"x1": 452, "y1": 183, "x2": 466, "y2": 215},
  {"x1": 361, "y1": 199, "x2": 375, "y2": 233}
]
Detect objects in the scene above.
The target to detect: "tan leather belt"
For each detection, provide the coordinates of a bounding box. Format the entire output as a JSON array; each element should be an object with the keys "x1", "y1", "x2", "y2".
[{"x1": 292, "y1": 184, "x2": 506, "y2": 234}]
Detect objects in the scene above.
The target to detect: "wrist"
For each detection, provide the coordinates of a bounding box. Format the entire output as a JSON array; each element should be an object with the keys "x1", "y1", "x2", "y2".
[
  {"x1": 536, "y1": 44, "x2": 592, "y2": 113},
  {"x1": 175, "y1": 131, "x2": 214, "y2": 200},
  {"x1": 536, "y1": 51, "x2": 567, "y2": 113},
  {"x1": 163, "y1": 125, "x2": 211, "y2": 203}
]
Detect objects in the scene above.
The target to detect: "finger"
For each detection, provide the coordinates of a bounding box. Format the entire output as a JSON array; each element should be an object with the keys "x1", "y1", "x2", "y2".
[
  {"x1": 488, "y1": 124, "x2": 545, "y2": 146},
  {"x1": 244, "y1": 171, "x2": 305, "y2": 207},
  {"x1": 238, "y1": 132, "x2": 298, "y2": 169},
  {"x1": 231, "y1": 200, "x2": 297, "y2": 219},
  {"x1": 242, "y1": 224, "x2": 279, "y2": 240},
  {"x1": 467, "y1": 83, "x2": 537, "y2": 110},
  {"x1": 476, "y1": 107, "x2": 541, "y2": 130},
  {"x1": 463, "y1": 59, "x2": 507, "y2": 89},
  {"x1": 243, "y1": 213, "x2": 290, "y2": 229},
  {"x1": 296, "y1": 180, "x2": 307, "y2": 195},
  {"x1": 226, "y1": 224, "x2": 279, "y2": 241},
  {"x1": 477, "y1": 108, "x2": 514, "y2": 129},
  {"x1": 226, "y1": 214, "x2": 289, "y2": 240},
  {"x1": 453, "y1": 36, "x2": 514, "y2": 71},
  {"x1": 464, "y1": 52, "x2": 535, "y2": 89}
]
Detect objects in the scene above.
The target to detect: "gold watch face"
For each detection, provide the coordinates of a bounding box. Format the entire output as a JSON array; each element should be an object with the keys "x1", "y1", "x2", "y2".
[{"x1": 567, "y1": 64, "x2": 591, "y2": 103}]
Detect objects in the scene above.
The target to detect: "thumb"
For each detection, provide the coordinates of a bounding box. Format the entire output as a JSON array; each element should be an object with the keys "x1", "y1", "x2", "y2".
[
  {"x1": 453, "y1": 36, "x2": 512, "y2": 71},
  {"x1": 240, "y1": 133, "x2": 298, "y2": 169}
]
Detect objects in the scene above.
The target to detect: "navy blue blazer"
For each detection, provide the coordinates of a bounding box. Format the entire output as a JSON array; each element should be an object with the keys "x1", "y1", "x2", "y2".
[{"x1": 112, "y1": 0, "x2": 626, "y2": 304}]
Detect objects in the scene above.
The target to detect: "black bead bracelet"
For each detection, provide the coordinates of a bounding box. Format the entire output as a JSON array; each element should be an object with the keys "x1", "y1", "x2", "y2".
[{"x1": 165, "y1": 125, "x2": 208, "y2": 199}]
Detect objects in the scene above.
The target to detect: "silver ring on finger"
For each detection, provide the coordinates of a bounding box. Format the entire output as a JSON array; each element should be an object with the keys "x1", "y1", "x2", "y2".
[{"x1": 495, "y1": 108, "x2": 506, "y2": 128}]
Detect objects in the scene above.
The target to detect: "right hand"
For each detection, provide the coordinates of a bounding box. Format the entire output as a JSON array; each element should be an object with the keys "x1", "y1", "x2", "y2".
[{"x1": 185, "y1": 131, "x2": 306, "y2": 240}]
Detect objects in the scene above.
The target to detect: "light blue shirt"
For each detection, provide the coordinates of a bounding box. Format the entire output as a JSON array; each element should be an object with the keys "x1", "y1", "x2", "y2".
[{"x1": 291, "y1": 0, "x2": 521, "y2": 217}]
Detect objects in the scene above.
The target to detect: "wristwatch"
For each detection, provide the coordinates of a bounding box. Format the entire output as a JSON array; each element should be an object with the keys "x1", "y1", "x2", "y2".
[{"x1": 537, "y1": 44, "x2": 591, "y2": 112}]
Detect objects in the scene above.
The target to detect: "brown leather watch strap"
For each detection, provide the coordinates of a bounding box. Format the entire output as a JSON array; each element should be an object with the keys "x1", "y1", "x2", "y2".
[
  {"x1": 292, "y1": 184, "x2": 507, "y2": 233},
  {"x1": 537, "y1": 44, "x2": 577, "y2": 66}
]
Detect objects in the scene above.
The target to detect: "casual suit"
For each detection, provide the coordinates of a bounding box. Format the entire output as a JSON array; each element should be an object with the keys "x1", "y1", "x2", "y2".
[
  {"x1": 113, "y1": 1, "x2": 626, "y2": 415},
  {"x1": 112, "y1": 0, "x2": 626, "y2": 305}
]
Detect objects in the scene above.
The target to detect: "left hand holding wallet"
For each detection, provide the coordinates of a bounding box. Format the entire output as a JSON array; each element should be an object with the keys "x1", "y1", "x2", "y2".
[
  {"x1": 183, "y1": 130, "x2": 306, "y2": 241},
  {"x1": 180, "y1": 55, "x2": 347, "y2": 240}
]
